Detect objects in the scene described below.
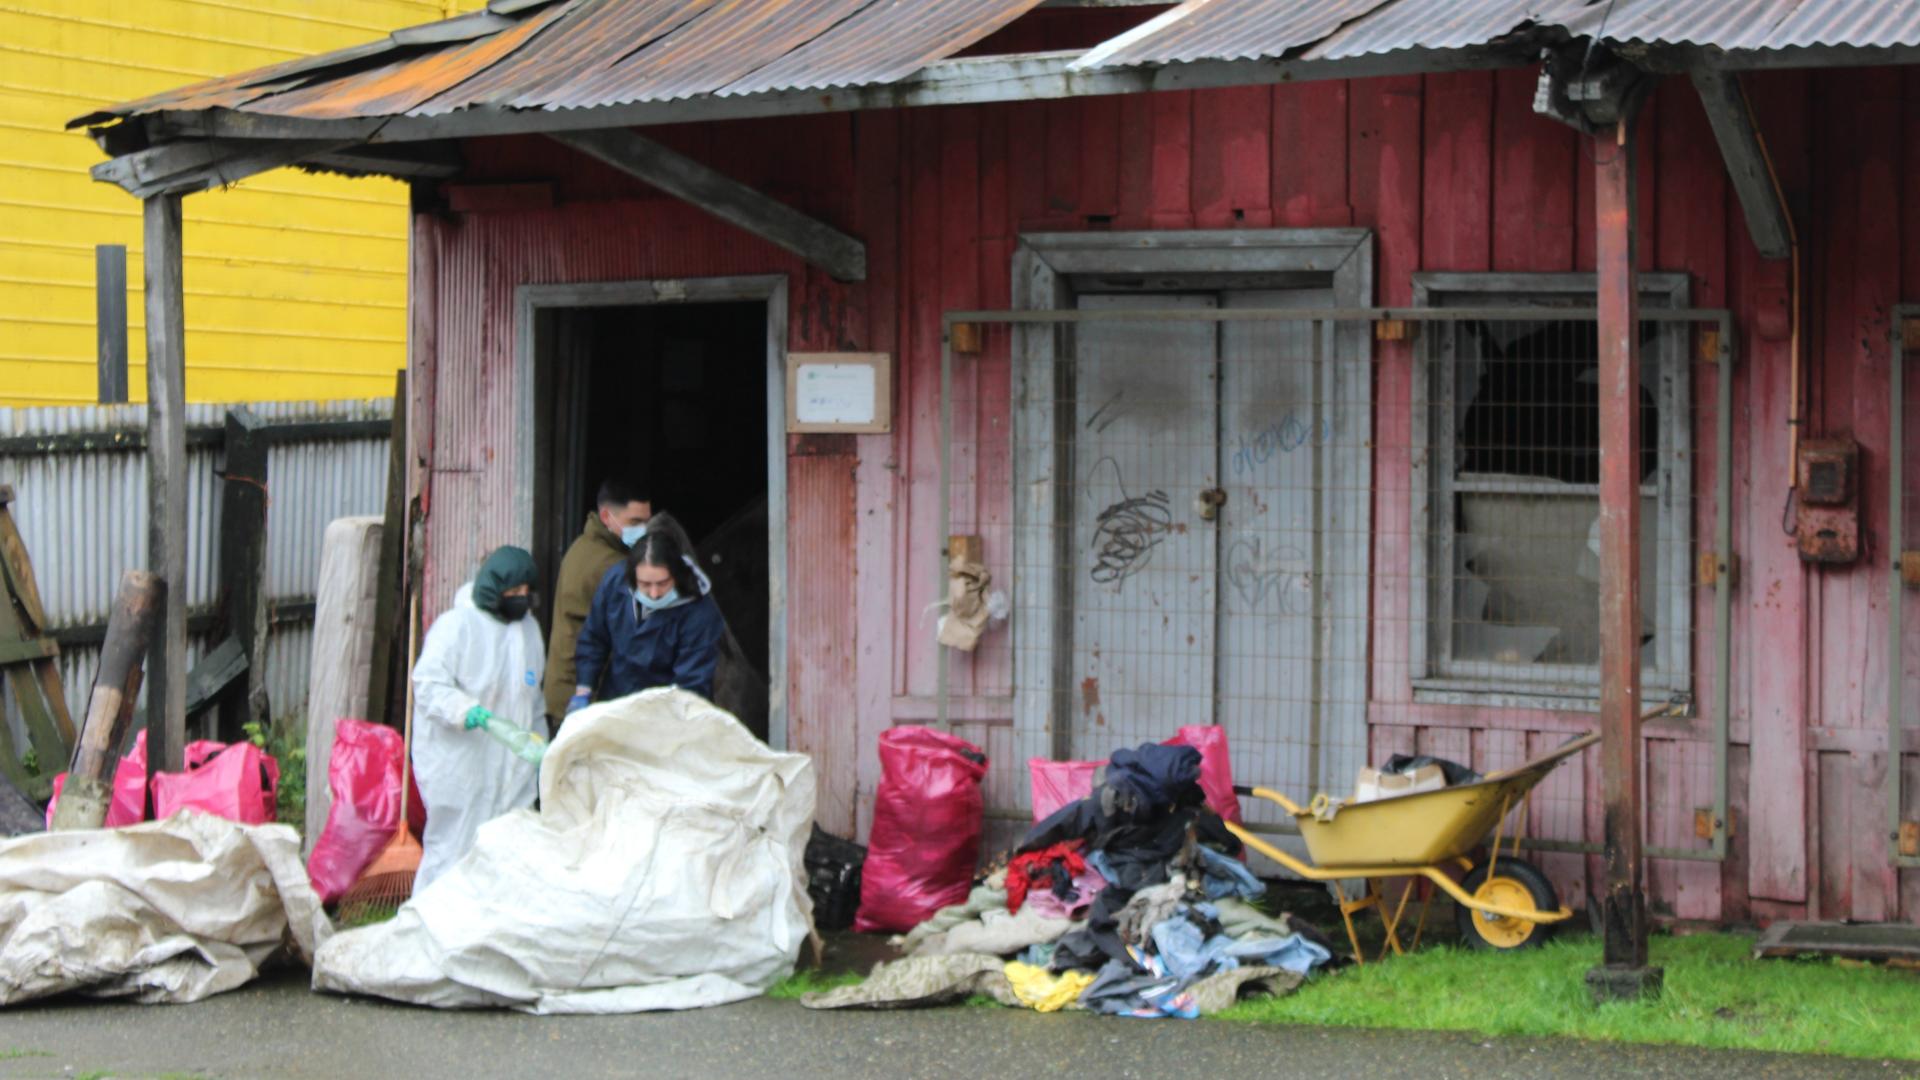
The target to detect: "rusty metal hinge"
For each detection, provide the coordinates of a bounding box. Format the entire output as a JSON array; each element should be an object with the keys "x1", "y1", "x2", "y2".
[{"x1": 1698, "y1": 550, "x2": 1739, "y2": 589}]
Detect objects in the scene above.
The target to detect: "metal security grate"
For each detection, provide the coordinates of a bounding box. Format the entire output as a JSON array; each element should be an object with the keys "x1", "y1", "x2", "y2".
[{"x1": 938, "y1": 301, "x2": 1733, "y2": 875}]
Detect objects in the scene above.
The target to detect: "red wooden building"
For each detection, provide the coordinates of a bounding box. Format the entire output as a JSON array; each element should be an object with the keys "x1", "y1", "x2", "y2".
[{"x1": 77, "y1": 0, "x2": 1920, "y2": 930}]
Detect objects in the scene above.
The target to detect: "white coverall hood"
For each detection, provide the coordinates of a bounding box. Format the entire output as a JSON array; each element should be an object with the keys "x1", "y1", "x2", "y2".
[{"x1": 409, "y1": 582, "x2": 547, "y2": 891}]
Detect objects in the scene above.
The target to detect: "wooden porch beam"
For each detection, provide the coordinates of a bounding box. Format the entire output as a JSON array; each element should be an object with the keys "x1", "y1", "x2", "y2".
[
  {"x1": 143, "y1": 194, "x2": 188, "y2": 776},
  {"x1": 93, "y1": 138, "x2": 354, "y2": 198},
  {"x1": 1689, "y1": 69, "x2": 1792, "y2": 260},
  {"x1": 547, "y1": 128, "x2": 867, "y2": 282}
]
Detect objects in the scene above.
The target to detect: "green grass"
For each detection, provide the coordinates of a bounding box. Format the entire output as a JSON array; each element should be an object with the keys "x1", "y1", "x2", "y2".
[
  {"x1": 0, "y1": 1049, "x2": 51, "y2": 1061},
  {"x1": 767, "y1": 969, "x2": 864, "y2": 1000},
  {"x1": 1221, "y1": 932, "x2": 1920, "y2": 1061}
]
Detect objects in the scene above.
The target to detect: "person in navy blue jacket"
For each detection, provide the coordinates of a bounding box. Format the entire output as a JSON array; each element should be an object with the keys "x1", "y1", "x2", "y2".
[{"x1": 567, "y1": 526, "x2": 726, "y2": 713}]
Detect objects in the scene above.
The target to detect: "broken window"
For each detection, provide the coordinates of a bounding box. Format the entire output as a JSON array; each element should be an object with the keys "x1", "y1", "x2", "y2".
[{"x1": 1415, "y1": 275, "x2": 1693, "y2": 701}]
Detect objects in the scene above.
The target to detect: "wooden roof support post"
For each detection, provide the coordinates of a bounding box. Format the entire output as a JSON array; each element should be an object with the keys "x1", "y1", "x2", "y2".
[
  {"x1": 547, "y1": 128, "x2": 866, "y2": 282},
  {"x1": 1586, "y1": 118, "x2": 1662, "y2": 1004},
  {"x1": 143, "y1": 193, "x2": 188, "y2": 776}
]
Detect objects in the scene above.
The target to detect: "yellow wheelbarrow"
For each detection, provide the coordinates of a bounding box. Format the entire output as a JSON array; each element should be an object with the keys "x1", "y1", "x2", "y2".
[{"x1": 1226, "y1": 731, "x2": 1599, "y2": 961}]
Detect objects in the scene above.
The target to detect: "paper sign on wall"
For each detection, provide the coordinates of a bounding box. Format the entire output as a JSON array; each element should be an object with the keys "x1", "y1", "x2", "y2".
[{"x1": 786, "y1": 352, "x2": 891, "y2": 433}]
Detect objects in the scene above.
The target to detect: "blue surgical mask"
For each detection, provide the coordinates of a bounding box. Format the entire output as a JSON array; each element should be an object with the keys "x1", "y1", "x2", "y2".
[
  {"x1": 620, "y1": 523, "x2": 648, "y2": 547},
  {"x1": 634, "y1": 586, "x2": 679, "y2": 613}
]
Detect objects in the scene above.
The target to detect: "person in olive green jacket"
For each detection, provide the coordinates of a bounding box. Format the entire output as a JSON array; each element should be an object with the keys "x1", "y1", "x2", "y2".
[{"x1": 542, "y1": 480, "x2": 651, "y2": 722}]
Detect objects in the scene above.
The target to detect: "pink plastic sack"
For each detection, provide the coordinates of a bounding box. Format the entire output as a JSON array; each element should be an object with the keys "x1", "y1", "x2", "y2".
[
  {"x1": 307, "y1": 718, "x2": 409, "y2": 905},
  {"x1": 853, "y1": 726, "x2": 988, "y2": 933},
  {"x1": 1165, "y1": 724, "x2": 1242, "y2": 824},
  {"x1": 1025, "y1": 725, "x2": 1242, "y2": 824},
  {"x1": 44, "y1": 729, "x2": 150, "y2": 828},
  {"x1": 1028, "y1": 757, "x2": 1101, "y2": 823},
  {"x1": 151, "y1": 741, "x2": 280, "y2": 824}
]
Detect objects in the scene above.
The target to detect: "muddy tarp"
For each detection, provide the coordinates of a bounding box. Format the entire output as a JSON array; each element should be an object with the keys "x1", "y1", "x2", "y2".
[
  {"x1": 312, "y1": 689, "x2": 815, "y2": 1013},
  {"x1": 0, "y1": 814, "x2": 328, "y2": 1005}
]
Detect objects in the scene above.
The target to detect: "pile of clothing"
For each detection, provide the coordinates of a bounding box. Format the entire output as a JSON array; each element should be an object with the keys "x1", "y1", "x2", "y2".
[{"x1": 804, "y1": 743, "x2": 1334, "y2": 1018}]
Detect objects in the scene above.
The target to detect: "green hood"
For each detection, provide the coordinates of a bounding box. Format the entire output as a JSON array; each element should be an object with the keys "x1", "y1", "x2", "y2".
[{"x1": 472, "y1": 545, "x2": 537, "y2": 619}]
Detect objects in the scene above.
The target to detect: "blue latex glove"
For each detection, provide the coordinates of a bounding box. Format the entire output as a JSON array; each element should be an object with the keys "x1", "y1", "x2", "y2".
[
  {"x1": 565, "y1": 693, "x2": 590, "y2": 715},
  {"x1": 463, "y1": 705, "x2": 494, "y2": 731}
]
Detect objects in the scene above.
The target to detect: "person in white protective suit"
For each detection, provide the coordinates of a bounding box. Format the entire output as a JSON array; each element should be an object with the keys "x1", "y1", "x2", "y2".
[{"x1": 410, "y1": 545, "x2": 547, "y2": 891}]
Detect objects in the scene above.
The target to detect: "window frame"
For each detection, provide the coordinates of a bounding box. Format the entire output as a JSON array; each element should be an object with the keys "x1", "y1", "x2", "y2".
[{"x1": 1407, "y1": 271, "x2": 1693, "y2": 710}]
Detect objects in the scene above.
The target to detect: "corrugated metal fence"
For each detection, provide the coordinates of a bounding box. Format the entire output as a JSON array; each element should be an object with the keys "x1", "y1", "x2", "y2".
[{"x1": 0, "y1": 398, "x2": 393, "y2": 738}]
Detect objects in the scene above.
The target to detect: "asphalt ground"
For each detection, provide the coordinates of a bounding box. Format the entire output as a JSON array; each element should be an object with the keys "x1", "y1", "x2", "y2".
[{"x1": 0, "y1": 968, "x2": 1911, "y2": 1080}]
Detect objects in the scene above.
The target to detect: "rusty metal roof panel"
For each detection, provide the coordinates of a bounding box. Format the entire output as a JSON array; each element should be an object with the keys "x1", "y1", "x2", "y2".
[
  {"x1": 535, "y1": 0, "x2": 878, "y2": 109},
  {"x1": 718, "y1": 0, "x2": 1048, "y2": 96},
  {"x1": 1081, "y1": 0, "x2": 1391, "y2": 67},
  {"x1": 1761, "y1": 0, "x2": 1920, "y2": 49},
  {"x1": 419, "y1": 0, "x2": 713, "y2": 113},
  {"x1": 1302, "y1": 0, "x2": 1593, "y2": 60}
]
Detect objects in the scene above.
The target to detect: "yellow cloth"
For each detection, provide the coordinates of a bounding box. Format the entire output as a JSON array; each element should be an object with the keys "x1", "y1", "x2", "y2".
[{"x1": 1004, "y1": 961, "x2": 1095, "y2": 1013}]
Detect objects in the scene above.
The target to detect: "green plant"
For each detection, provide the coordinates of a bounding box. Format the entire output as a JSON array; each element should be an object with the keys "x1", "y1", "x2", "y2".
[
  {"x1": 0, "y1": 1049, "x2": 51, "y2": 1061},
  {"x1": 1221, "y1": 932, "x2": 1920, "y2": 1061},
  {"x1": 19, "y1": 747, "x2": 40, "y2": 778},
  {"x1": 767, "y1": 969, "x2": 863, "y2": 1000},
  {"x1": 243, "y1": 718, "x2": 306, "y2": 827}
]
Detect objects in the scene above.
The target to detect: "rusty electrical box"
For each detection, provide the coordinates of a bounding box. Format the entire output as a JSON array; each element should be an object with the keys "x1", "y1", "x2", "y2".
[{"x1": 1796, "y1": 436, "x2": 1861, "y2": 564}]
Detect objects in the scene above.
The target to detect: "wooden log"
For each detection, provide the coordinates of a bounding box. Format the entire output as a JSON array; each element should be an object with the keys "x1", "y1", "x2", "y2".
[
  {"x1": 215, "y1": 406, "x2": 270, "y2": 740},
  {"x1": 305, "y1": 516, "x2": 384, "y2": 850},
  {"x1": 51, "y1": 571, "x2": 163, "y2": 831},
  {"x1": 366, "y1": 370, "x2": 409, "y2": 731},
  {"x1": 143, "y1": 193, "x2": 188, "y2": 776}
]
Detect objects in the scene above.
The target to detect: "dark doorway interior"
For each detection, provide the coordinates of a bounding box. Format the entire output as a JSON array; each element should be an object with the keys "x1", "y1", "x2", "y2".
[{"x1": 534, "y1": 300, "x2": 770, "y2": 733}]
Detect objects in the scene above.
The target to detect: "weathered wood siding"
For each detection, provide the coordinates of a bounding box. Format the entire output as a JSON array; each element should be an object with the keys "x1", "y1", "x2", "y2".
[{"x1": 417, "y1": 63, "x2": 1920, "y2": 921}]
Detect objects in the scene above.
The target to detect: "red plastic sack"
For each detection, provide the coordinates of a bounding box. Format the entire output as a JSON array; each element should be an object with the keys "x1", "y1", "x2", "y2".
[
  {"x1": 1025, "y1": 726, "x2": 1242, "y2": 825},
  {"x1": 853, "y1": 726, "x2": 988, "y2": 933},
  {"x1": 151, "y1": 741, "x2": 280, "y2": 824},
  {"x1": 307, "y1": 718, "x2": 412, "y2": 905},
  {"x1": 44, "y1": 729, "x2": 150, "y2": 828},
  {"x1": 1165, "y1": 725, "x2": 1242, "y2": 824},
  {"x1": 1028, "y1": 757, "x2": 1101, "y2": 823}
]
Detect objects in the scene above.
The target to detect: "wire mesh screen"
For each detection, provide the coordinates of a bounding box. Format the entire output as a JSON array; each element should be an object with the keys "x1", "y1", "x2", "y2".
[{"x1": 942, "y1": 300, "x2": 1731, "y2": 873}]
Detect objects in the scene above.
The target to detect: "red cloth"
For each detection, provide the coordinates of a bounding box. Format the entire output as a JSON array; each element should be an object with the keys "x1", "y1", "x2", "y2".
[{"x1": 1005, "y1": 841, "x2": 1088, "y2": 914}]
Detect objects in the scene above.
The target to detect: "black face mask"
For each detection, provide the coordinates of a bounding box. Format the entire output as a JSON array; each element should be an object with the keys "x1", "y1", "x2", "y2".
[{"x1": 496, "y1": 595, "x2": 533, "y2": 622}]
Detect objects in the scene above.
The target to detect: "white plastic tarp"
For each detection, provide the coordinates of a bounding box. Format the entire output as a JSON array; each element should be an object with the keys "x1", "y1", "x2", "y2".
[
  {"x1": 0, "y1": 814, "x2": 330, "y2": 1005},
  {"x1": 312, "y1": 688, "x2": 816, "y2": 1013}
]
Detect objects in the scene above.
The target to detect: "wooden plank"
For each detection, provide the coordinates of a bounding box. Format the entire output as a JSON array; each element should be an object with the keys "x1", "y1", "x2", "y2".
[
  {"x1": 215, "y1": 406, "x2": 270, "y2": 741},
  {"x1": 1115, "y1": 92, "x2": 1156, "y2": 229},
  {"x1": 1736, "y1": 69, "x2": 1809, "y2": 904},
  {"x1": 1718, "y1": 743, "x2": 1752, "y2": 925},
  {"x1": 92, "y1": 138, "x2": 353, "y2": 199},
  {"x1": 976, "y1": 104, "x2": 1016, "y2": 701},
  {"x1": 144, "y1": 193, "x2": 188, "y2": 776},
  {"x1": 546, "y1": 129, "x2": 866, "y2": 281},
  {"x1": 1044, "y1": 98, "x2": 1082, "y2": 221},
  {"x1": 1492, "y1": 65, "x2": 1576, "y2": 272},
  {"x1": 1420, "y1": 72, "x2": 1493, "y2": 272},
  {"x1": 1272, "y1": 80, "x2": 1352, "y2": 228},
  {"x1": 852, "y1": 108, "x2": 901, "y2": 840},
  {"x1": 1528, "y1": 728, "x2": 1588, "y2": 913},
  {"x1": 1817, "y1": 751, "x2": 1851, "y2": 919},
  {"x1": 1192, "y1": 84, "x2": 1271, "y2": 228},
  {"x1": 941, "y1": 105, "x2": 982, "y2": 699},
  {"x1": 366, "y1": 369, "x2": 409, "y2": 731},
  {"x1": 1149, "y1": 90, "x2": 1193, "y2": 228},
  {"x1": 1351, "y1": 74, "x2": 1421, "y2": 713},
  {"x1": 901, "y1": 110, "x2": 945, "y2": 699},
  {"x1": 94, "y1": 244, "x2": 129, "y2": 405},
  {"x1": 1688, "y1": 70, "x2": 1793, "y2": 260},
  {"x1": 182, "y1": 636, "x2": 247, "y2": 719},
  {"x1": 1078, "y1": 94, "x2": 1122, "y2": 219}
]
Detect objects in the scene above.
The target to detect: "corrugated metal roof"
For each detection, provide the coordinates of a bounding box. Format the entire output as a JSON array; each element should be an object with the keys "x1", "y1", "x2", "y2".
[
  {"x1": 72, "y1": 0, "x2": 1920, "y2": 131},
  {"x1": 1082, "y1": 0, "x2": 1920, "y2": 69},
  {"x1": 75, "y1": 0, "x2": 1048, "y2": 126}
]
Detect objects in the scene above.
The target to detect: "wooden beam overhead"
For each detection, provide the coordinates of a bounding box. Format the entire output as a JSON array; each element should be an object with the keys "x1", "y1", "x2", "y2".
[
  {"x1": 548, "y1": 128, "x2": 867, "y2": 282},
  {"x1": 92, "y1": 138, "x2": 354, "y2": 198},
  {"x1": 1690, "y1": 69, "x2": 1793, "y2": 260}
]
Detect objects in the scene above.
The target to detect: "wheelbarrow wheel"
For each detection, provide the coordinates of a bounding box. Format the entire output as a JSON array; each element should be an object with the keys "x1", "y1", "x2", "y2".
[{"x1": 1454, "y1": 857, "x2": 1558, "y2": 950}]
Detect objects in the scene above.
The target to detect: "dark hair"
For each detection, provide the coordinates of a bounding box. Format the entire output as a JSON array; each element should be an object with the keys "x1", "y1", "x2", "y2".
[
  {"x1": 626, "y1": 528, "x2": 701, "y2": 597},
  {"x1": 596, "y1": 479, "x2": 651, "y2": 509},
  {"x1": 641, "y1": 511, "x2": 696, "y2": 555}
]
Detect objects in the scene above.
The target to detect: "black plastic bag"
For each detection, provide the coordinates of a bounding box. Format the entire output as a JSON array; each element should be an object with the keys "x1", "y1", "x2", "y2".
[{"x1": 805, "y1": 825, "x2": 867, "y2": 931}]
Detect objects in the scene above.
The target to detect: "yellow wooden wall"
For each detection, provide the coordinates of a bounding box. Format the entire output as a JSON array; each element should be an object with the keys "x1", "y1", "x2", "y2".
[{"x1": 0, "y1": 0, "x2": 486, "y2": 406}]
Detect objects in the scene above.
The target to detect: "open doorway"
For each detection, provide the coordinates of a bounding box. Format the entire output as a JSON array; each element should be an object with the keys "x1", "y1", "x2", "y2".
[{"x1": 521, "y1": 279, "x2": 784, "y2": 743}]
